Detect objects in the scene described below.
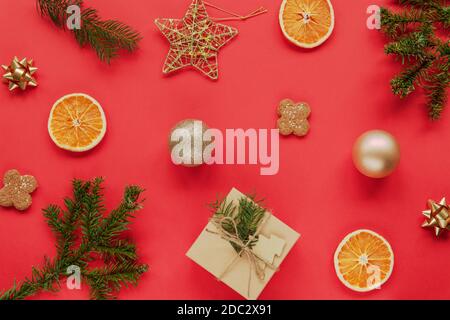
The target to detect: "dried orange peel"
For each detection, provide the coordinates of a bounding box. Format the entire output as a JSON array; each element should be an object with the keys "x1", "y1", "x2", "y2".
[
  {"x1": 48, "y1": 93, "x2": 107, "y2": 152},
  {"x1": 334, "y1": 229, "x2": 394, "y2": 292},
  {"x1": 279, "y1": 0, "x2": 335, "y2": 48}
]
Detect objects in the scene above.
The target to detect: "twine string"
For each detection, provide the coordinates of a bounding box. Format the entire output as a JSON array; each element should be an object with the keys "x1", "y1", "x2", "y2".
[
  {"x1": 206, "y1": 213, "x2": 278, "y2": 298},
  {"x1": 204, "y1": 2, "x2": 268, "y2": 22}
]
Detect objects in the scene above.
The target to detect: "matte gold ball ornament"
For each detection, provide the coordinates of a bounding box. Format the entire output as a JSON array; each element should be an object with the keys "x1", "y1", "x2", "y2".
[{"x1": 352, "y1": 130, "x2": 400, "y2": 178}]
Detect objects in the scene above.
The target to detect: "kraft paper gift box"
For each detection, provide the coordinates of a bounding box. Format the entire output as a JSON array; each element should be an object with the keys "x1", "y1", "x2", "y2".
[{"x1": 186, "y1": 188, "x2": 300, "y2": 300}]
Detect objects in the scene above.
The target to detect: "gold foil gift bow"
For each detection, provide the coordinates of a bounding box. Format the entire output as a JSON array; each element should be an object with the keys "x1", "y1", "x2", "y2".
[
  {"x1": 2, "y1": 57, "x2": 38, "y2": 91},
  {"x1": 422, "y1": 197, "x2": 450, "y2": 237},
  {"x1": 207, "y1": 213, "x2": 285, "y2": 298}
]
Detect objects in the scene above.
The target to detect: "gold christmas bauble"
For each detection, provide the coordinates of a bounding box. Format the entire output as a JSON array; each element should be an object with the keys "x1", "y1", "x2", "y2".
[
  {"x1": 352, "y1": 130, "x2": 400, "y2": 178},
  {"x1": 168, "y1": 119, "x2": 210, "y2": 167}
]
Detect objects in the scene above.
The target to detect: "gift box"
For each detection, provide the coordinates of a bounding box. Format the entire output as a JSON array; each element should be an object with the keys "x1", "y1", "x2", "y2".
[{"x1": 186, "y1": 188, "x2": 300, "y2": 300}]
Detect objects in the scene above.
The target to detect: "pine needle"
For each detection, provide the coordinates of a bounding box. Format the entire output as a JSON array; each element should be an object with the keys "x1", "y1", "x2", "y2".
[
  {"x1": 380, "y1": 0, "x2": 449, "y2": 119},
  {"x1": 210, "y1": 194, "x2": 266, "y2": 253},
  {"x1": 37, "y1": 0, "x2": 141, "y2": 63},
  {"x1": 0, "y1": 178, "x2": 148, "y2": 300}
]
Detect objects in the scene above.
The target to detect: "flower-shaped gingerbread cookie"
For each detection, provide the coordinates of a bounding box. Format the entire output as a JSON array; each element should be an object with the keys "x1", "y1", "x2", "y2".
[
  {"x1": 0, "y1": 169, "x2": 38, "y2": 211},
  {"x1": 277, "y1": 99, "x2": 311, "y2": 136}
]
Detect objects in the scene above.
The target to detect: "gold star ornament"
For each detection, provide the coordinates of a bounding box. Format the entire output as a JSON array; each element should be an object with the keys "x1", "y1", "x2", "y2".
[
  {"x1": 422, "y1": 198, "x2": 450, "y2": 237},
  {"x1": 154, "y1": 0, "x2": 238, "y2": 80},
  {"x1": 2, "y1": 57, "x2": 38, "y2": 91}
]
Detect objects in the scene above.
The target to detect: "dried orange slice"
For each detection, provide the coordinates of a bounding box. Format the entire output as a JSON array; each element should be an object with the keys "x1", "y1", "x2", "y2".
[
  {"x1": 279, "y1": 0, "x2": 334, "y2": 48},
  {"x1": 334, "y1": 230, "x2": 394, "y2": 292},
  {"x1": 48, "y1": 93, "x2": 106, "y2": 152}
]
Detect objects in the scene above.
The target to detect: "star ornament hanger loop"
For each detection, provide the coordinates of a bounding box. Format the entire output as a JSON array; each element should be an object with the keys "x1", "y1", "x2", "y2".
[{"x1": 155, "y1": 0, "x2": 266, "y2": 80}]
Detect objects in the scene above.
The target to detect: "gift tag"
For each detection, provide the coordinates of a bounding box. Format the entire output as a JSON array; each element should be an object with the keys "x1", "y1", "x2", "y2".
[{"x1": 253, "y1": 234, "x2": 286, "y2": 264}]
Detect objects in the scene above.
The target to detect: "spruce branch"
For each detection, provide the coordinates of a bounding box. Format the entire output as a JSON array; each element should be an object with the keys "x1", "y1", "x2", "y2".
[
  {"x1": 36, "y1": 0, "x2": 141, "y2": 63},
  {"x1": 84, "y1": 261, "x2": 147, "y2": 300},
  {"x1": 384, "y1": 25, "x2": 435, "y2": 61},
  {"x1": 380, "y1": 0, "x2": 449, "y2": 119},
  {"x1": 391, "y1": 56, "x2": 434, "y2": 97},
  {"x1": 399, "y1": 0, "x2": 441, "y2": 7},
  {"x1": 426, "y1": 58, "x2": 449, "y2": 118},
  {"x1": 0, "y1": 178, "x2": 148, "y2": 300},
  {"x1": 210, "y1": 194, "x2": 266, "y2": 253},
  {"x1": 380, "y1": 7, "x2": 425, "y2": 37}
]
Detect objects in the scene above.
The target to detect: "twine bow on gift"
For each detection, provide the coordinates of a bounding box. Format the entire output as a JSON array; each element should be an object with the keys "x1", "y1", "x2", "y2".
[{"x1": 207, "y1": 214, "x2": 279, "y2": 298}]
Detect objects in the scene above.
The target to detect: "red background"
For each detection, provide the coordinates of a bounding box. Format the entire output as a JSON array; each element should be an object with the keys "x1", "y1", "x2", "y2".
[{"x1": 0, "y1": 0, "x2": 449, "y2": 300}]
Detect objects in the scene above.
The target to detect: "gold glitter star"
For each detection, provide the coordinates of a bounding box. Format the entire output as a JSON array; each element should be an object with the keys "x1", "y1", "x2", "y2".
[
  {"x1": 154, "y1": 0, "x2": 238, "y2": 80},
  {"x1": 422, "y1": 198, "x2": 450, "y2": 237}
]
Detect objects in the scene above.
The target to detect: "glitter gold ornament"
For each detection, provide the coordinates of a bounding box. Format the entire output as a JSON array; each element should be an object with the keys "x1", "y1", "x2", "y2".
[
  {"x1": 155, "y1": 0, "x2": 238, "y2": 80},
  {"x1": 168, "y1": 119, "x2": 211, "y2": 167},
  {"x1": 2, "y1": 57, "x2": 38, "y2": 91},
  {"x1": 352, "y1": 130, "x2": 400, "y2": 179},
  {"x1": 422, "y1": 198, "x2": 450, "y2": 237}
]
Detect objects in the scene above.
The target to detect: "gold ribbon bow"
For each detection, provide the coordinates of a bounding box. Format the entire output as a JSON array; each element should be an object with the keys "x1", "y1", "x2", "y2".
[
  {"x1": 2, "y1": 57, "x2": 38, "y2": 91},
  {"x1": 207, "y1": 214, "x2": 279, "y2": 298},
  {"x1": 422, "y1": 198, "x2": 450, "y2": 237}
]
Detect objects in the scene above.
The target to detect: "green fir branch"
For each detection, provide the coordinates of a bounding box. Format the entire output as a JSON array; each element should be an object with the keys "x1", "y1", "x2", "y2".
[
  {"x1": 380, "y1": 0, "x2": 449, "y2": 119},
  {"x1": 37, "y1": 0, "x2": 141, "y2": 63},
  {"x1": 0, "y1": 178, "x2": 148, "y2": 300},
  {"x1": 380, "y1": 7, "x2": 425, "y2": 38},
  {"x1": 210, "y1": 194, "x2": 266, "y2": 253},
  {"x1": 391, "y1": 56, "x2": 434, "y2": 97},
  {"x1": 384, "y1": 26, "x2": 435, "y2": 61},
  {"x1": 426, "y1": 59, "x2": 449, "y2": 118},
  {"x1": 95, "y1": 240, "x2": 138, "y2": 262},
  {"x1": 84, "y1": 261, "x2": 147, "y2": 300}
]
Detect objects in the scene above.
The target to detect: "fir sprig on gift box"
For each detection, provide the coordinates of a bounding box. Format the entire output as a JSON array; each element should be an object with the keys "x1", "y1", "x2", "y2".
[
  {"x1": 210, "y1": 195, "x2": 266, "y2": 253},
  {"x1": 380, "y1": 0, "x2": 449, "y2": 119},
  {"x1": 37, "y1": 0, "x2": 141, "y2": 63},
  {"x1": 0, "y1": 178, "x2": 148, "y2": 300}
]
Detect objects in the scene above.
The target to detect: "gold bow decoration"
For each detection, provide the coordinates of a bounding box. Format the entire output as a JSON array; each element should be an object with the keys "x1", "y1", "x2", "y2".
[
  {"x1": 422, "y1": 198, "x2": 450, "y2": 237},
  {"x1": 207, "y1": 199, "x2": 285, "y2": 298},
  {"x1": 2, "y1": 57, "x2": 38, "y2": 91}
]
